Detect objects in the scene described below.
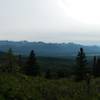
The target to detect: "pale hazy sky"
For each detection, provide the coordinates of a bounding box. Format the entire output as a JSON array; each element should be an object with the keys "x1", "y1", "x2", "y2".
[{"x1": 0, "y1": 0, "x2": 100, "y2": 44}]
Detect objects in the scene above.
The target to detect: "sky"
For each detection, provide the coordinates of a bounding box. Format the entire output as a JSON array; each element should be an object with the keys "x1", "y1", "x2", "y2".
[{"x1": 0, "y1": 0, "x2": 100, "y2": 44}]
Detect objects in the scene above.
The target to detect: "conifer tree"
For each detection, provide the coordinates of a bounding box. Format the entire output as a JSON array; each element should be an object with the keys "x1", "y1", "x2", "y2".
[
  {"x1": 18, "y1": 55, "x2": 22, "y2": 67},
  {"x1": 93, "y1": 56, "x2": 97, "y2": 76},
  {"x1": 6, "y1": 48, "x2": 15, "y2": 72},
  {"x1": 45, "y1": 69, "x2": 51, "y2": 79},
  {"x1": 17, "y1": 54, "x2": 23, "y2": 73},
  {"x1": 75, "y1": 48, "x2": 88, "y2": 81},
  {"x1": 94, "y1": 58, "x2": 100, "y2": 77},
  {"x1": 25, "y1": 50, "x2": 39, "y2": 76}
]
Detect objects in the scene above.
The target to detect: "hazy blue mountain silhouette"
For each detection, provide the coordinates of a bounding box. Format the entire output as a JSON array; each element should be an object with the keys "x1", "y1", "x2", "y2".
[{"x1": 0, "y1": 41, "x2": 99, "y2": 57}]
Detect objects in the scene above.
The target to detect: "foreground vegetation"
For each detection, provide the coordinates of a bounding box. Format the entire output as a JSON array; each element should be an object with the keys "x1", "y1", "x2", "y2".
[
  {"x1": 0, "y1": 47, "x2": 100, "y2": 100},
  {"x1": 0, "y1": 73, "x2": 99, "y2": 100}
]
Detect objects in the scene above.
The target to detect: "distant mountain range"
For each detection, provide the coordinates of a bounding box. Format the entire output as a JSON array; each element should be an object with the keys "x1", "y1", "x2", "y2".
[{"x1": 0, "y1": 41, "x2": 100, "y2": 57}]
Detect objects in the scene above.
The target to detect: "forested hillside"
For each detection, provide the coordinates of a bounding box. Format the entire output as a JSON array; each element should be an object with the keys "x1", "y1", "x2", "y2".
[{"x1": 0, "y1": 47, "x2": 99, "y2": 99}]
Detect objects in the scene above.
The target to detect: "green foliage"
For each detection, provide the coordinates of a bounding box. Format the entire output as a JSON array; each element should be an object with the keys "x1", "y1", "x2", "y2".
[
  {"x1": 0, "y1": 48, "x2": 20, "y2": 73},
  {"x1": 93, "y1": 56, "x2": 97, "y2": 76},
  {"x1": 0, "y1": 74, "x2": 41, "y2": 100},
  {"x1": 75, "y1": 48, "x2": 88, "y2": 81},
  {"x1": 45, "y1": 69, "x2": 51, "y2": 79},
  {"x1": 0, "y1": 74, "x2": 99, "y2": 100},
  {"x1": 24, "y1": 50, "x2": 39, "y2": 76},
  {"x1": 93, "y1": 57, "x2": 100, "y2": 77},
  {"x1": 0, "y1": 47, "x2": 99, "y2": 100}
]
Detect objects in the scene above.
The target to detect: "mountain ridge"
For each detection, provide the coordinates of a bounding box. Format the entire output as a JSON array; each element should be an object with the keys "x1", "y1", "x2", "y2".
[{"x1": 0, "y1": 41, "x2": 99, "y2": 57}]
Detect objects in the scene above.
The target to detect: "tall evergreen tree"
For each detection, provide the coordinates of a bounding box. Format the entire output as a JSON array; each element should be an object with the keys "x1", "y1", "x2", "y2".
[
  {"x1": 75, "y1": 48, "x2": 88, "y2": 81},
  {"x1": 17, "y1": 55, "x2": 22, "y2": 67},
  {"x1": 93, "y1": 56, "x2": 97, "y2": 76},
  {"x1": 25, "y1": 50, "x2": 39, "y2": 76},
  {"x1": 2, "y1": 48, "x2": 17, "y2": 73},
  {"x1": 17, "y1": 54, "x2": 23, "y2": 73},
  {"x1": 45, "y1": 69, "x2": 51, "y2": 79},
  {"x1": 4, "y1": 48, "x2": 16, "y2": 73},
  {"x1": 94, "y1": 58, "x2": 100, "y2": 77}
]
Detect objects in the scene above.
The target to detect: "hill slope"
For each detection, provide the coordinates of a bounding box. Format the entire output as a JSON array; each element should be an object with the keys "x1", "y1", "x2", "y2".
[{"x1": 0, "y1": 41, "x2": 99, "y2": 57}]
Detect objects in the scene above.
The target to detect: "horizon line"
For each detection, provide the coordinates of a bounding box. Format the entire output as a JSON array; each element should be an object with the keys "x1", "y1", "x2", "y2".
[{"x1": 0, "y1": 40, "x2": 99, "y2": 46}]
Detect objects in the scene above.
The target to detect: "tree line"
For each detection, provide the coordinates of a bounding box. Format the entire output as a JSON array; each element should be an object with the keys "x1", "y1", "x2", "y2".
[
  {"x1": 44, "y1": 48, "x2": 100, "y2": 81},
  {"x1": 75, "y1": 48, "x2": 100, "y2": 81},
  {"x1": 0, "y1": 48, "x2": 39, "y2": 76},
  {"x1": 0, "y1": 47, "x2": 100, "y2": 81}
]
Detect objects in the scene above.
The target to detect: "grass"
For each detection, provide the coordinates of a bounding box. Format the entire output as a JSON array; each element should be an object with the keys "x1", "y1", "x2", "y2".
[{"x1": 0, "y1": 73, "x2": 99, "y2": 100}]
